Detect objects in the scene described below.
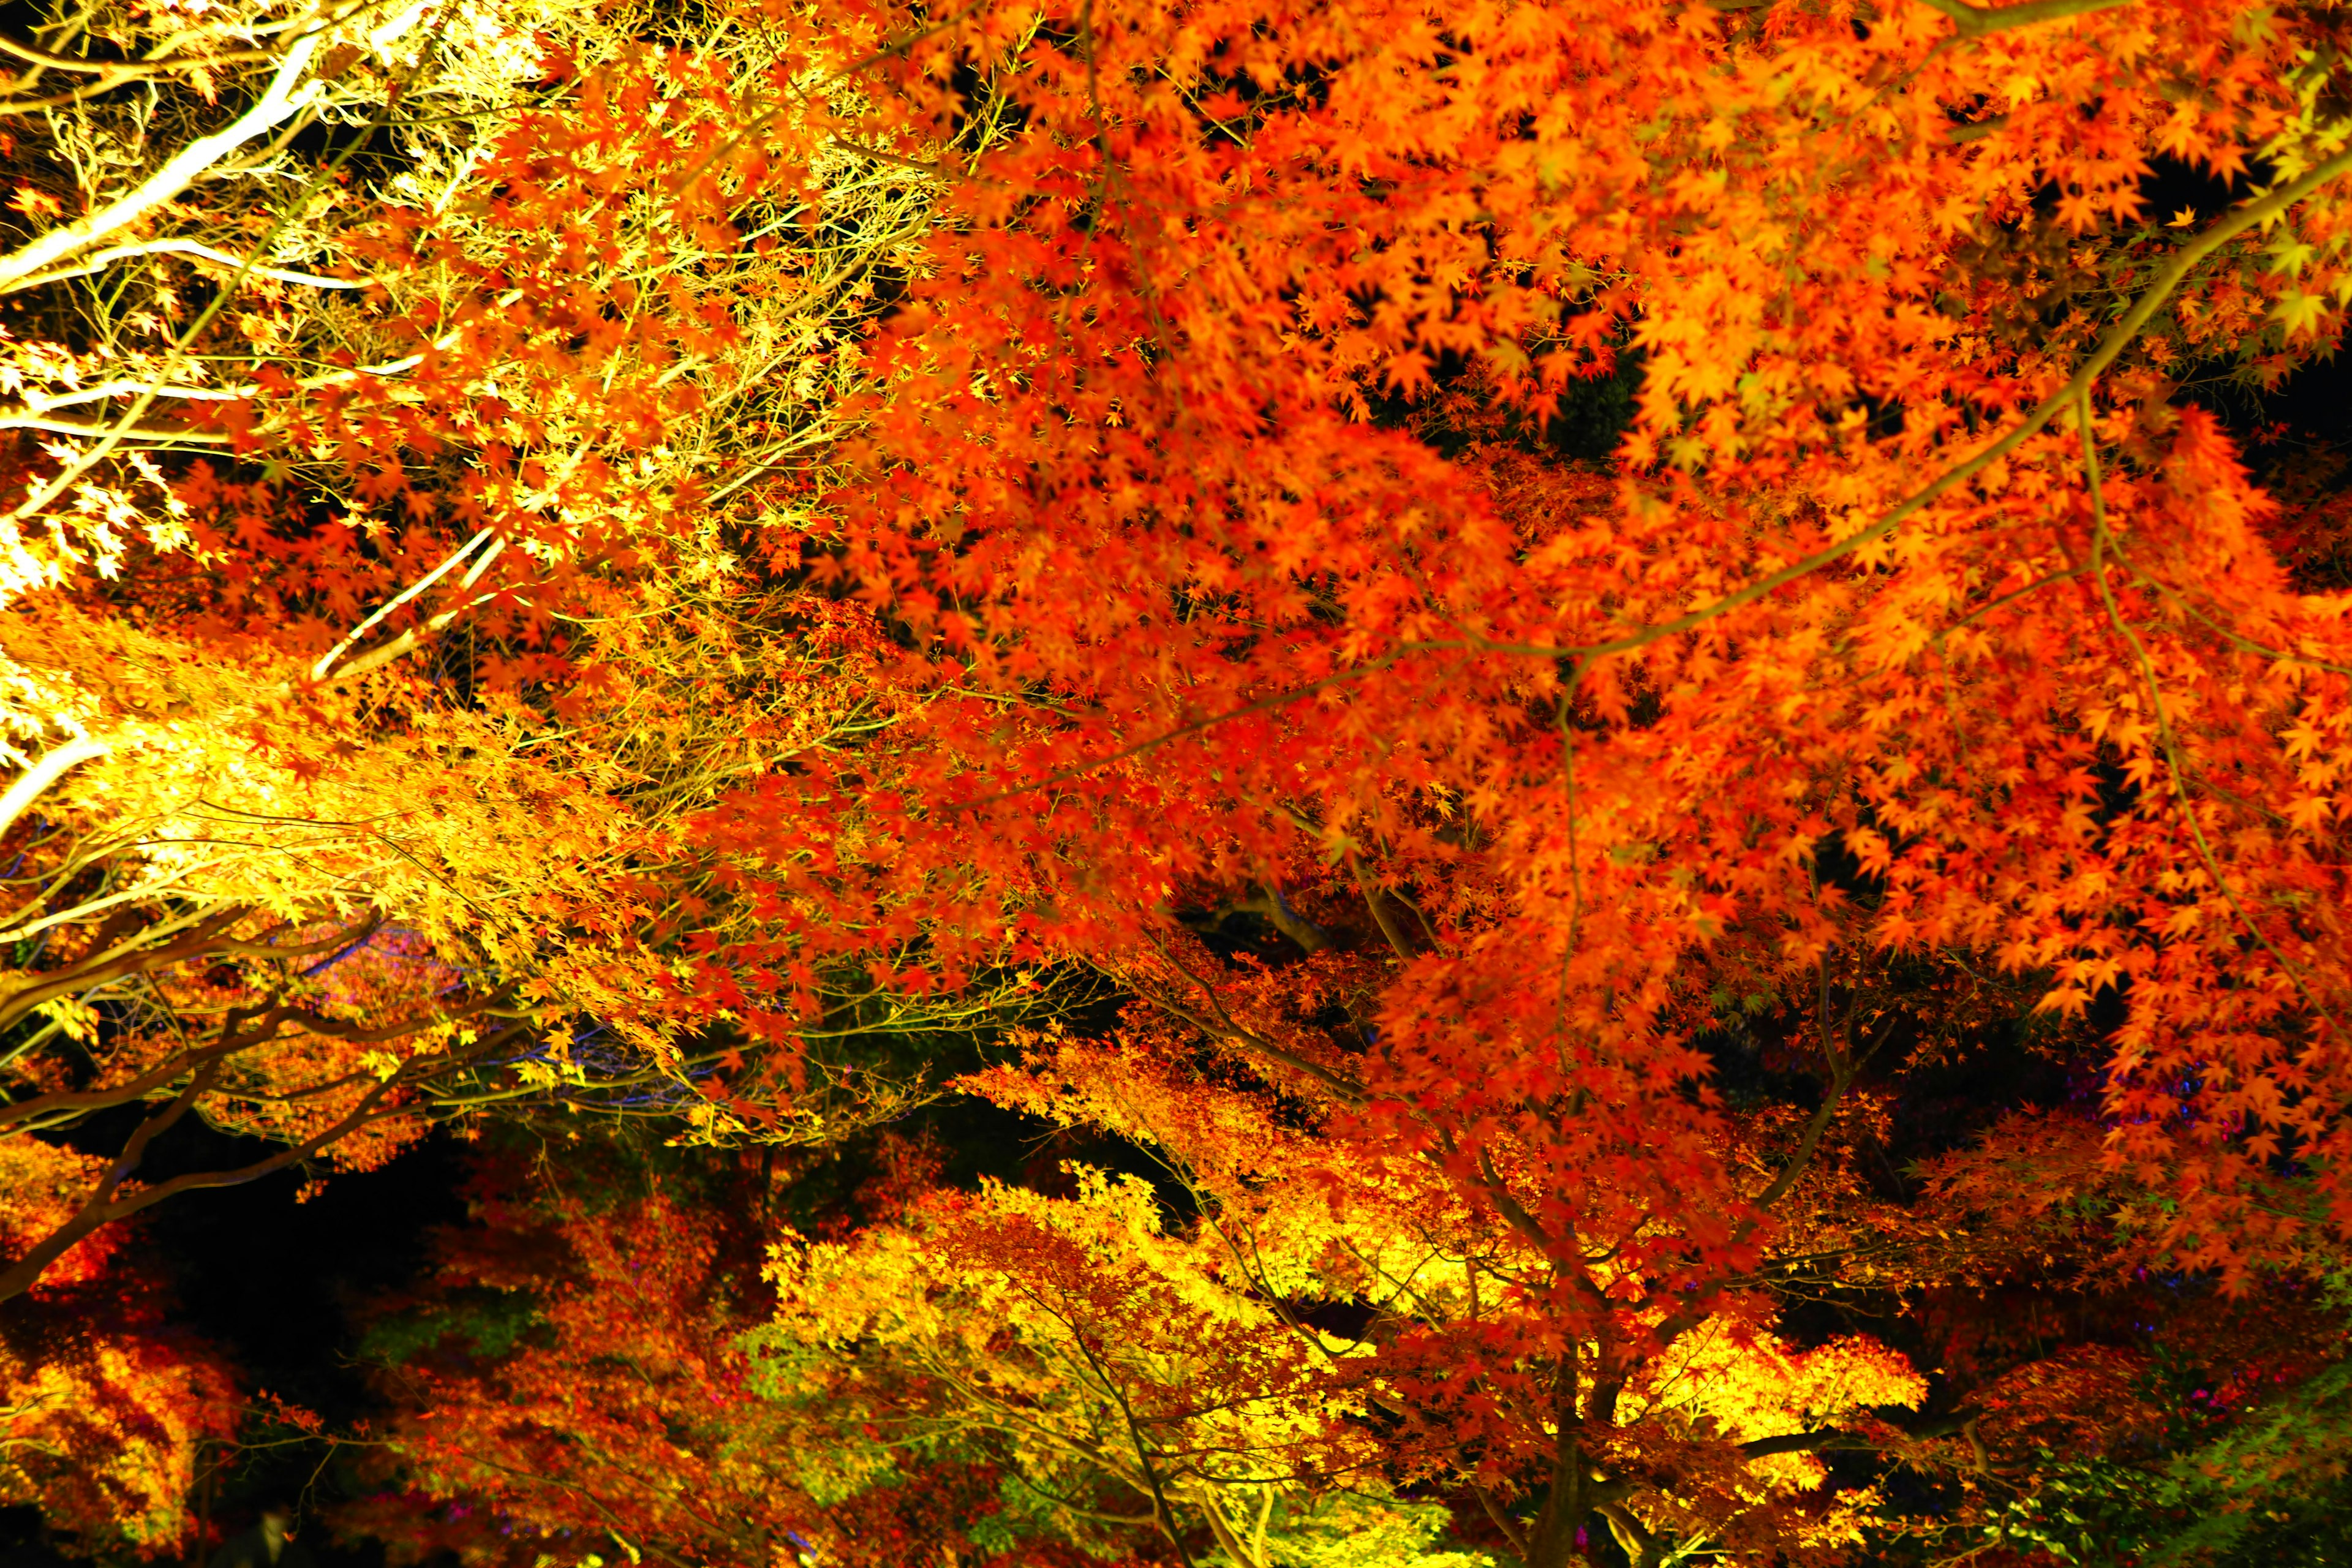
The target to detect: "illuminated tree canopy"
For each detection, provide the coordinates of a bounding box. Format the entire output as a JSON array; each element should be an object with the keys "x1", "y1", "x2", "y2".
[{"x1": 5, "y1": 0, "x2": 2352, "y2": 1562}]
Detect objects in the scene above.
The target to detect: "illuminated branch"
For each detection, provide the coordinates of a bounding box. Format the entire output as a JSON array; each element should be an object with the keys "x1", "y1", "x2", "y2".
[
  {"x1": 0, "y1": 1016, "x2": 524, "y2": 1303},
  {"x1": 6, "y1": 238, "x2": 363, "y2": 292},
  {"x1": 1911, "y1": 0, "x2": 2136, "y2": 34},
  {"x1": 0, "y1": 23, "x2": 331, "y2": 293},
  {"x1": 0, "y1": 736, "x2": 107, "y2": 842},
  {"x1": 311, "y1": 528, "x2": 505, "y2": 683},
  {"x1": 0, "y1": 903, "x2": 252, "y2": 1038}
]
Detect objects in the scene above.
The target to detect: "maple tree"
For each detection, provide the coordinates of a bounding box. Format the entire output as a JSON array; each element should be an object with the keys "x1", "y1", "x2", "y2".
[
  {"x1": 8, "y1": 0, "x2": 2352, "y2": 1561},
  {"x1": 0, "y1": 1136, "x2": 237, "y2": 1558},
  {"x1": 334, "y1": 1136, "x2": 1072, "y2": 1567},
  {"x1": 345, "y1": 1065, "x2": 2352, "y2": 1567},
  {"x1": 677, "y1": 0, "x2": 2352, "y2": 1561},
  {"x1": 0, "y1": 0, "x2": 1040, "y2": 1306}
]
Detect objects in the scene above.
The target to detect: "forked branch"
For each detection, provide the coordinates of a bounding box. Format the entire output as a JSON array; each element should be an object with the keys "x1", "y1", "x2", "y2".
[{"x1": 0, "y1": 1016, "x2": 523, "y2": 1303}]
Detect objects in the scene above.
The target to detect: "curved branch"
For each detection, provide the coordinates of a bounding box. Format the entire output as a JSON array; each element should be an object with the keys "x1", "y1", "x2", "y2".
[
  {"x1": 0, "y1": 26, "x2": 328, "y2": 293},
  {"x1": 1912, "y1": 0, "x2": 2135, "y2": 34},
  {"x1": 0, "y1": 1023, "x2": 520, "y2": 1303},
  {"x1": 311, "y1": 528, "x2": 502, "y2": 682},
  {"x1": 5, "y1": 237, "x2": 362, "y2": 291},
  {"x1": 0, "y1": 905, "x2": 387, "y2": 1039},
  {"x1": 1738, "y1": 1406, "x2": 1980, "y2": 1460},
  {"x1": 0, "y1": 31, "x2": 280, "y2": 76},
  {"x1": 0, "y1": 738, "x2": 108, "y2": 843},
  {"x1": 1474, "y1": 1483, "x2": 1529, "y2": 1559},
  {"x1": 0, "y1": 1000, "x2": 295, "y2": 1131},
  {"x1": 1129, "y1": 937, "x2": 1369, "y2": 1107}
]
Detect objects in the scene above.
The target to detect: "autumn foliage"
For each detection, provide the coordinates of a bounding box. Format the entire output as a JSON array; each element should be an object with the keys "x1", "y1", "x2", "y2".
[{"x1": 7, "y1": 0, "x2": 2352, "y2": 1561}]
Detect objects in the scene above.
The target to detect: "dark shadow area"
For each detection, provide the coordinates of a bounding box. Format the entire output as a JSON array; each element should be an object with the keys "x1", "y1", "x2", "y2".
[
  {"x1": 22, "y1": 1113, "x2": 467, "y2": 1562},
  {"x1": 0, "y1": 1506, "x2": 72, "y2": 1568}
]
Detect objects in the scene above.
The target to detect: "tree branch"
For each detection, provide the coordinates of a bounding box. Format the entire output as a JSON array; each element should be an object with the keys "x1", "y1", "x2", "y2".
[
  {"x1": 1596, "y1": 1501, "x2": 1665, "y2": 1568},
  {"x1": 0, "y1": 1025, "x2": 519, "y2": 1303},
  {"x1": 1912, "y1": 0, "x2": 2136, "y2": 34},
  {"x1": 1474, "y1": 1483, "x2": 1530, "y2": 1559},
  {"x1": 0, "y1": 737, "x2": 108, "y2": 843},
  {"x1": 1738, "y1": 1408, "x2": 1980, "y2": 1460},
  {"x1": 1346, "y1": 853, "x2": 1417, "y2": 963},
  {"x1": 0, "y1": 26, "x2": 330, "y2": 293},
  {"x1": 0, "y1": 907, "x2": 385, "y2": 1042},
  {"x1": 0, "y1": 999, "x2": 295, "y2": 1130}
]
